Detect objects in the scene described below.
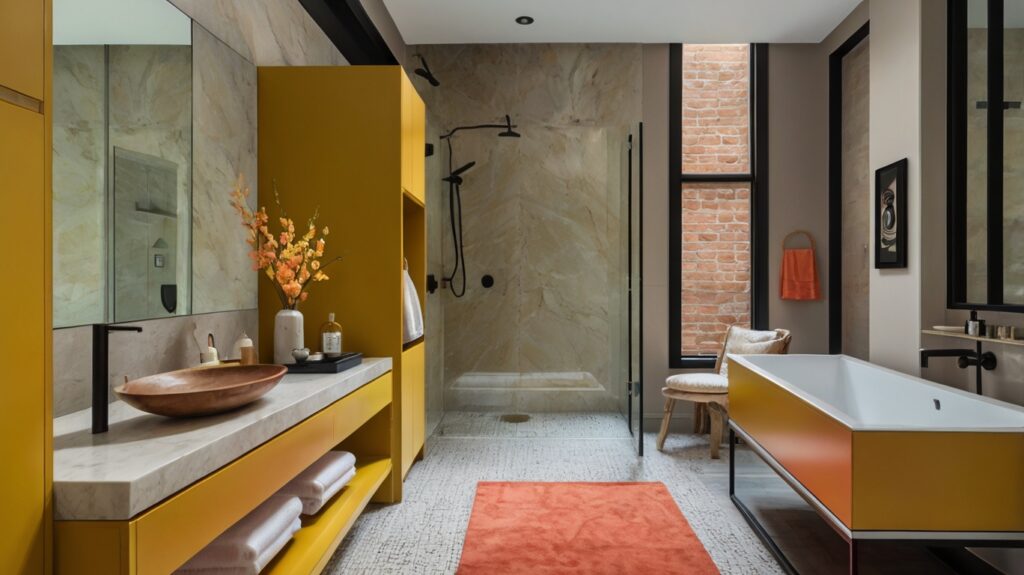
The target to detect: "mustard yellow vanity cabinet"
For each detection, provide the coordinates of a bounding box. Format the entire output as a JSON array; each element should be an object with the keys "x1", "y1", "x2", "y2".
[
  {"x1": 257, "y1": 66, "x2": 427, "y2": 500},
  {"x1": 0, "y1": 0, "x2": 52, "y2": 572},
  {"x1": 55, "y1": 373, "x2": 393, "y2": 575}
]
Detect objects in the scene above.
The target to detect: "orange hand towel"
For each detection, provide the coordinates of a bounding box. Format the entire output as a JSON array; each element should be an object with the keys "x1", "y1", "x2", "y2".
[{"x1": 780, "y1": 248, "x2": 821, "y2": 300}]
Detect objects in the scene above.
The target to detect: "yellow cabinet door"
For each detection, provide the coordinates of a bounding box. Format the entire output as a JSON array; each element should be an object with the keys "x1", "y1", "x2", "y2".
[
  {"x1": 400, "y1": 343, "x2": 425, "y2": 475},
  {"x1": 0, "y1": 99, "x2": 47, "y2": 573},
  {"x1": 0, "y1": 0, "x2": 45, "y2": 100}
]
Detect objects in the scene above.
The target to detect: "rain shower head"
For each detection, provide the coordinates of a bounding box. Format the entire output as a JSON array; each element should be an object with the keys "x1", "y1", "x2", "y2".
[
  {"x1": 443, "y1": 161, "x2": 476, "y2": 185},
  {"x1": 498, "y1": 114, "x2": 521, "y2": 138},
  {"x1": 413, "y1": 55, "x2": 440, "y2": 87}
]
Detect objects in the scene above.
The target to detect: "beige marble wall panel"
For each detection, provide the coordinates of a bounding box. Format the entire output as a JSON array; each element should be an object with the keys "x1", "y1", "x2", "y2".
[
  {"x1": 53, "y1": 310, "x2": 259, "y2": 417},
  {"x1": 169, "y1": 0, "x2": 346, "y2": 66},
  {"x1": 841, "y1": 38, "x2": 870, "y2": 360},
  {"x1": 191, "y1": 23, "x2": 258, "y2": 314},
  {"x1": 53, "y1": 46, "x2": 106, "y2": 327}
]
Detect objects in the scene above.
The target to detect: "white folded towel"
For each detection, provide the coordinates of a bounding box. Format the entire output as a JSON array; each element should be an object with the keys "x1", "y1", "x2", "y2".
[
  {"x1": 402, "y1": 268, "x2": 424, "y2": 344},
  {"x1": 298, "y1": 467, "x2": 356, "y2": 516},
  {"x1": 174, "y1": 496, "x2": 302, "y2": 573},
  {"x1": 176, "y1": 518, "x2": 300, "y2": 575},
  {"x1": 278, "y1": 451, "x2": 355, "y2": 500}
]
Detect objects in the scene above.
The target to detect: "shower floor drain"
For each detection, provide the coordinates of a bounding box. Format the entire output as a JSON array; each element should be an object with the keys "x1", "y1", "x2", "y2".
[{"x1": 499, "y1": 414, "x2": 530, "y2": 423}]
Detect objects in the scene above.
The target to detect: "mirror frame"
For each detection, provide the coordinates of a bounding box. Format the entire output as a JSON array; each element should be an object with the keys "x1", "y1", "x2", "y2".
[{"x1": 947, "y1": 0, "x2": 1024, "y2": 313}]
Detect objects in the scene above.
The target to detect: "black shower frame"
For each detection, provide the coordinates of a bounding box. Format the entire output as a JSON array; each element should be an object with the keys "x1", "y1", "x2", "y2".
[{"x1": 668, "y1": 44, "x2": 769, "y2": 369}]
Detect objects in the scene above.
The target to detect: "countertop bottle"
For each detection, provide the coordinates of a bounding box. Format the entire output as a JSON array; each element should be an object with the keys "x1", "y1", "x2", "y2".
[{"x1": 320, "y1": 313, "x2": 343, "y2": 358}]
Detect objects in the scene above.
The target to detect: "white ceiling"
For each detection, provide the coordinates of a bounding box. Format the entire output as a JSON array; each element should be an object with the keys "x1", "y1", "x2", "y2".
[
  {"x1": 54, "y1": 0, "x2": 191, "y2": 46},
  {"x1": 382, "y1": 0, "x2": 863, "y2": 45}
]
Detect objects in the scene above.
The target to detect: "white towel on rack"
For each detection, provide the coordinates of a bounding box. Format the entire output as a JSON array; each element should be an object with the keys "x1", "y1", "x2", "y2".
[
  {"x1": 402, "y1": 268, "x2": 424, "y2": 344},
  {"x1": 175, "y1": 496, "x2": 302, "y2": 574},
  {"x1": 298, "y1": 467, "x2": 356, "y2": 515},
  {"x1": 277, "y1": 451, "x2": 355, "y2": 500}
]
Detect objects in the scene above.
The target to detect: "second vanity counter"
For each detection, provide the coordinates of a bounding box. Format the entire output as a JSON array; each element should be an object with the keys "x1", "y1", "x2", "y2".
[{"x1": 53, "y1": 358, "x2": 392, "y2": 521}]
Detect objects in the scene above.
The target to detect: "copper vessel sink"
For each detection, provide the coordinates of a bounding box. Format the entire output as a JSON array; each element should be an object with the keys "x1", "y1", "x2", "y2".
[{"x1": 114, "y1": 364, "x2": 287, "y2": 418}]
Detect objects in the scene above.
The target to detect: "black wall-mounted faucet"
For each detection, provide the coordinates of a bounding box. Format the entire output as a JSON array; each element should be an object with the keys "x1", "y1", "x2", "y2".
[
  {"x1": 92, "y1": 324, "x2": 143, "y2": 434},
  {"x1": 919, "y1": 346, "x2": 997, "y2": 395}
]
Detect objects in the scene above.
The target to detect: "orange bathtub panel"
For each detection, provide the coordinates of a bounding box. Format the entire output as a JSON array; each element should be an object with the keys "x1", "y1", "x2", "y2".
[
  {"x1": 729, "y1": 362, "x2": 853, "y2": 527},
  {"x1": 852, "y1": 431, "x2": 1024, "y2": 532}
]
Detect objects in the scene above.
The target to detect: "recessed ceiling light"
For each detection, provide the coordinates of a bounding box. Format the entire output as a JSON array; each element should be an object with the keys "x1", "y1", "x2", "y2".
[{"x1": 515, "y1": 16, "x2": 534, "y2": 25}]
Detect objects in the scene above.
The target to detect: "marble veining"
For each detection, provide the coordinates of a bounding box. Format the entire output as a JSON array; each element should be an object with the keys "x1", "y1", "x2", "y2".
[
  {"x1": 168, "y1": 0, "x2": 346, "y2": 67},
  {"x1": 191, "y1": 23, "x2": 259, "y2": 314},
  {"x1": 53, "y1": 358, "x2": 391, "y2": 520},
  {"x1": 53, "y1": 46, "x2": 106, "y2": 327}
]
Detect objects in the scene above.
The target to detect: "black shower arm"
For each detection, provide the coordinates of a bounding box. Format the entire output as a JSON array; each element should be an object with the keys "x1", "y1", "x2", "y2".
[{"x1": 440, "y1": 122, "x2": 518, "y2": 140}]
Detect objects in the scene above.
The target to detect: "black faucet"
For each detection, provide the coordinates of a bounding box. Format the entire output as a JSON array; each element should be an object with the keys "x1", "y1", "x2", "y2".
[
  {"x1": 92, "y1": 324, "x2": 143, "y2": 434},
  {"x1": 919, "y1": 347, "x2": 997, "y2": 394}
]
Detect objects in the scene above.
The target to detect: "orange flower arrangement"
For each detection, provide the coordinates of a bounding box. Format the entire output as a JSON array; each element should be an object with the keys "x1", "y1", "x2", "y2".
[{"x1": 230, "y1": 177, "x2": 340, "y2": 309}]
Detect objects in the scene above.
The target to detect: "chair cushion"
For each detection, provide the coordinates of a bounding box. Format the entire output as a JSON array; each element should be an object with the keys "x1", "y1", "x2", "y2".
[
  {"x1": 720, "y1": 327, "x2": 790, "y2": 378},
  {"x1": 664, "y1": 373, "x2": 728, "y2": 394}
]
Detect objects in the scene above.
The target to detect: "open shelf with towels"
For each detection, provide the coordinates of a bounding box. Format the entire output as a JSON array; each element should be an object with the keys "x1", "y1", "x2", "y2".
[{"x1": 264, "y1": 457, "x2": 391, "y2": 574}]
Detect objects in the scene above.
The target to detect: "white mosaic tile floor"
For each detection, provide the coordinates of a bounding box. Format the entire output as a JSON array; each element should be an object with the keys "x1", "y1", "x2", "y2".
[{"x1": 325, "y1": 412, "x2": 782, "y2": 574}]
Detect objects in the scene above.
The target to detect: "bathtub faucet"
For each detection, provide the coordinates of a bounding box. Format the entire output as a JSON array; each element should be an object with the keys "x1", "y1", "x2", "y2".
[{"x1": 919, "y1": 347, "x2": 997, "y2": 370}]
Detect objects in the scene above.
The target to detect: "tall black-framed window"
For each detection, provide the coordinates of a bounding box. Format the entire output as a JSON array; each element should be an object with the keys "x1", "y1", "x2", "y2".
[
  {"x1": 668, "y1": 43, "x2": 769, "y2": 369},
  {"x1": 948, "y1": 0, "x2": 1024, "y2": 312}
]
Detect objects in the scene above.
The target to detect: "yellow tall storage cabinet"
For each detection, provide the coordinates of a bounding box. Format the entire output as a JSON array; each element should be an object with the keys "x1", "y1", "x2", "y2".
[
  {"x1": 0, "y1": 0, "x2": 52, "y2": 572},
  {"x1": 257, "y1": 67, "x2": 426, "y2": 502}
]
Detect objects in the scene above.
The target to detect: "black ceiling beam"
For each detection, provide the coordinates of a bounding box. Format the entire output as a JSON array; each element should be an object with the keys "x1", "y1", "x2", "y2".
[{"x1": 299, "y1": 0, "x2": 398, "y2": 65}]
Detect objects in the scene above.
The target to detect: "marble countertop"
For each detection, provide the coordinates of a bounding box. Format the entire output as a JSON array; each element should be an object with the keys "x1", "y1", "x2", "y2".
[{"x1": 53, "y1": 358, "x2": 392, "y2": 521}]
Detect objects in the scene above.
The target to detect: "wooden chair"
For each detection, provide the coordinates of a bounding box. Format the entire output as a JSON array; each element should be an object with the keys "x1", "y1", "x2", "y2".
[{"x1": 657, "y1": 325, "x2": 792, "y2": 458}]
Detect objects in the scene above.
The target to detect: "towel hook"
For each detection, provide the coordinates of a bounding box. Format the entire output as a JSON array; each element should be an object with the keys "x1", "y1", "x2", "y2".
[{"x1": 782, "y1": 230, "x2": 816, "y2": 251}]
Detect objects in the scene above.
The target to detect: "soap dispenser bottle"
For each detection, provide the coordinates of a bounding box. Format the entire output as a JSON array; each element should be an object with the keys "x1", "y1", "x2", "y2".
[
  {"x1": 966, "y1": 310, "x2": 981, "y2": 336},
  {"x1": 320, "y1": 313, "x2": 343, "y2": 358}
]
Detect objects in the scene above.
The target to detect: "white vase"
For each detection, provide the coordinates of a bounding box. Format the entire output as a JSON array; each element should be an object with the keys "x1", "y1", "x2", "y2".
[{"x1": 274, "y1": 308, "x2": 304, "y2": 364}]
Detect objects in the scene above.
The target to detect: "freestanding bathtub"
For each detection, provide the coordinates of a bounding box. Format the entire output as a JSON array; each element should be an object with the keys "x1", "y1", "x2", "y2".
[{"x1": 727, "y1": 354, "x2": 1024, "y2": 573}]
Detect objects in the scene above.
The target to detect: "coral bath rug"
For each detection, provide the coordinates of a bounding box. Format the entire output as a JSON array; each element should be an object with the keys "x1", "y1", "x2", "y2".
[{"x1": 456, "y1": 482, "x2": 720, "y2": 575}]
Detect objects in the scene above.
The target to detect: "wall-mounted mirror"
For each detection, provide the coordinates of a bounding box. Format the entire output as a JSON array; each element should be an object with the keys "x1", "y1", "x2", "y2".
[
  {"x1": 949, "y1": 0, "x2": 1024, "y2": 312},
  {"x1": 53, "y1": 0, "x2": 192, "y2": 327},
  {"x1": 52, "y1": 0, "x2": 259, "y2": 328}
]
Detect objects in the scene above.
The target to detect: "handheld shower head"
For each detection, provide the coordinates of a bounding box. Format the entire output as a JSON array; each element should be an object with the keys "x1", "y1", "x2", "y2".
[
  {"x1": 413, "y1": 55, "x2": 440, "y2": 87},
  {"x1": 443, "y1": 161, "x2": 476, "y2": 185},
  {"x1": 498, "y1": 114, "x2": 521, "y2": 138}
]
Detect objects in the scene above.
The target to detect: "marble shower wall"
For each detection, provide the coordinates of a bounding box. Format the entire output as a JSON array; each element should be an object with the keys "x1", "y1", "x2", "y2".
[{"x1": 413, "y1": 44, "x2": 642, "y2": 411}]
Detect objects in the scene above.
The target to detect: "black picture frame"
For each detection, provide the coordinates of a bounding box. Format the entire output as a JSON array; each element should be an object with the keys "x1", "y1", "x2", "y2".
[{"x1": 874, "y1": 158, "x2": 908, "y2": 269}]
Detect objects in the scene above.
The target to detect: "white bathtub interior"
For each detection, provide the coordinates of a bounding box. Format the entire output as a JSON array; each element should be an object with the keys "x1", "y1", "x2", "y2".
[{"x1": 732, "y1": 354, "x2": 1024, "y2": 431}]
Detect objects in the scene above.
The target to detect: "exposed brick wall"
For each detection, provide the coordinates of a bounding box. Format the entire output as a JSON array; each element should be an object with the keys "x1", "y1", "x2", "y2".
[{"x1": 681, "y1": 45, "x2": 752, "y2": 356}]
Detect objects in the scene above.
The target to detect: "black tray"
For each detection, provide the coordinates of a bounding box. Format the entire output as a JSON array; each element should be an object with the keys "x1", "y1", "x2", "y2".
[{"x1": 286, "y1": 352, "x2": 363, "y2": 374}]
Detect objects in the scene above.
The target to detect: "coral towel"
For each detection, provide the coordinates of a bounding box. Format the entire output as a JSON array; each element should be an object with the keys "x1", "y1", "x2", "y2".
[{"x1": 780, "y1": 247, "x2": 820, "y2": 301}]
